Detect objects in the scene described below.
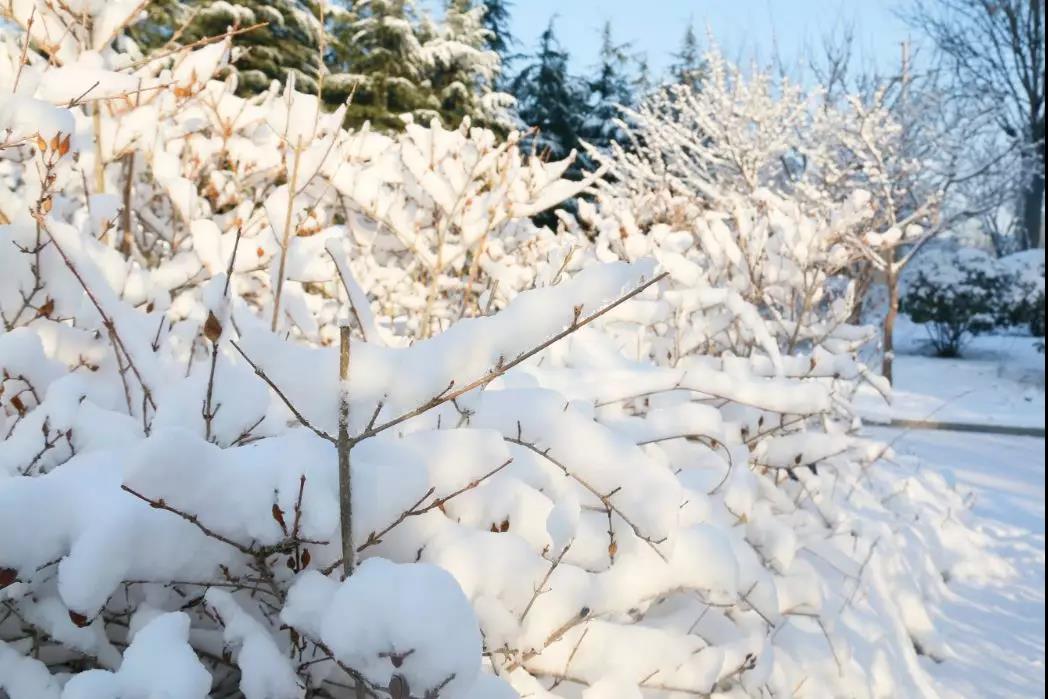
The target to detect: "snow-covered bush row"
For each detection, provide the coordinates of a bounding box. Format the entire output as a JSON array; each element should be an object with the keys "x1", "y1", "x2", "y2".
[
  {"x1": 903, "y1": 246, "x2": 1045, "y2": 356},
  {"x1": 1, "y1": 5, "x2": 995, "y2": 698}
]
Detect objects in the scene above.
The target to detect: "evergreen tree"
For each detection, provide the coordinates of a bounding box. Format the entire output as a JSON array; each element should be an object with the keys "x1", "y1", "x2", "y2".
[
  {"x1": 511, "y1": 18, "x2": 586, "y2": 164},
  {"x1": 669, "y1": 22, "x2": 705, "y2": 90},
  {"x1": 422, "y1": 0, "x2": 510, "y2": 129},
  {"x1": 581, "y1": 21, "x2": 635, "y2": 155},
  {"x1": 334, "y1": 0, "x2": 437, "y2": 131},
  {"x1": 478, "y1": 0, "x2": 514, "y2": 56},
  {"x1": 478, "y1": 0, "x2": 516, "y2": 94},
  {"x1": 632, "y1": 53, "x2": 654, "y2": 100},
  {"x1": 131, "y1": 0, "x2": 335, "y2": 95}
]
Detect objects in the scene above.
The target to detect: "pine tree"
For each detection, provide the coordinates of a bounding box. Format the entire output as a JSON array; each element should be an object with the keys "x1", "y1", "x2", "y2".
[
  {"x1": 332, "y1": 0, "x2": 437, "y2": 130},
  {"x1": 478, "y1": 0, "x2": 514, "y2": 57},
  {"x1": 131, "y1": 0, "x2": 335, "y2": 95},
  {"x1": 422, "y1": 0, "x2": 511, "y2": 129},
  {"x1": 581, "y1": 21, "x2": 635, "y2": 155},
  {"x1": 669, "y1": 22, "x2": 705, "y2": 90},
  {"x1": 632, "y1": 53, "x2": 653, "y2": 100},
  {"x1": 511, "y1": 18, "x2": 586, "y2": 164}
]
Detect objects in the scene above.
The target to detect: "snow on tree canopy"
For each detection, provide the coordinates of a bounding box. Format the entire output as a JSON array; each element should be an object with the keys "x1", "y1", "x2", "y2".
[{"x1": 0, "y1": 4, "x2": 1000, "y2": 698}]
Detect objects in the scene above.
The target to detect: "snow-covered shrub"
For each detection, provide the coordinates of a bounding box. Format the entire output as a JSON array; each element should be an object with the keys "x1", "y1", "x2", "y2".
[
  {"x1": 903, "y1": 248, "x2": 1008, "y2": 356},
  {"x1": 998, "y1": 249, "x2": 1045, "y2": 337},
  {"x1": 0, "y1": 4, "x2": 997, "y2": 698}
]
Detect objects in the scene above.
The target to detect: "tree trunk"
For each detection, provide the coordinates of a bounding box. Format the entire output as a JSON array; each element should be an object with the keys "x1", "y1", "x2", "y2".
[
  {"x1": 882, "y1": 260, "x2": 898, "y2": 385},
  {"x1": 1022, "y1": 167, "x2": 1045, "y2": 250},
  {"x1": 1022, "y1": 122, "x2": 1045, "y2": 250}
]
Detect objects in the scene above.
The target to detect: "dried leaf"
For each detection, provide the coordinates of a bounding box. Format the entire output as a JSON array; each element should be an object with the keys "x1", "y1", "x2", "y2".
[
  {"x1": 300, "y1": 548, "x2": 311, "y2": 568},
  {"x1": 68, "y1": 610, "x2": 90, "y2": 628},
  {"x1": 0, "y1": 567, "x2": 17, "y2": 589},
  {"x1": 203, "y1": 311, "x2": 223, "y2": 343},
  {"x1": 271, "y1": 502, "x2": 287, "y2": 532},
  {"x1": 35, "y1": 297, "x2": 54, "y2": 319}
]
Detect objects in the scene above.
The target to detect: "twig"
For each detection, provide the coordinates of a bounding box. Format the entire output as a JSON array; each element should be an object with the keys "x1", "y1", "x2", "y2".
[
  {"x1": 228, "y1": 339, "x2": 336, "y2": 443},
  {"x1": 337, "y1": 325, "x2": 354, "y2": 579}
]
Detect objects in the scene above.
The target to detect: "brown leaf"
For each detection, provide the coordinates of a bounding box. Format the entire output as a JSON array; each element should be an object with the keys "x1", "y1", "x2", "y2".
[
  {"x1": 271, "y1": 502, "x2": 287, "y2": 532},
  {"x1": 300, "y1": 548, "x2": 311, "y2": 568},
  {"x1": 35, "y1": 297, "x2": 54, "y2": 319},
  {"x1": 40, "y1": 197, "x2": 53, "y2": 215},
  {"x1": 68, "y1": 610, "x2": 90, "y2": 628},
  {"x1": 0, "y1": 567, "x2": 17, "y2": 589},
  {"x1": 10, "y1": 395, "x2": 25, "y2": 415},
  {"x1": 608, "y1": 541, "x2": 618, "y2": 558},
  {"x1": 499, "y1": 518, "x2": 510, "y2": 533},
  {"x1": 35, "y1": 135, "x2": 47, "y2": 152},
  {"x1": 203, "y1": 311, "x2": 223, "y2": 344},
  {"x1": 58, "y1": 134, "x2": 71, "y2": 156}
]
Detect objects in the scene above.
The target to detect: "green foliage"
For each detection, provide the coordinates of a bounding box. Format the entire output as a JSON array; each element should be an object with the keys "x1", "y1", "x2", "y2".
[
  {"x1": 131, "y1": 0, "x2": 508, "y2": 133},
  {"x1": 333, "y1": 0, "x2": 436, "y2": 131},
  {"x1": 130, "y1": 0, "x2": 330, "y2": 95}
]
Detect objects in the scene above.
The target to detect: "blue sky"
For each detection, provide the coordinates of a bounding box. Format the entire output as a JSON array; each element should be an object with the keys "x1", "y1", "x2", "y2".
[{"x1": 497, "y1": 0, "x2": 917, "y2": 82}]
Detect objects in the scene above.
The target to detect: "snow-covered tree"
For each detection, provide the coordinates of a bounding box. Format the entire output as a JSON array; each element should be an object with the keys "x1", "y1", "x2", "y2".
[
  {"x1": 478, "y1": 0, "x2": 514, "y2": 64},
  {"x1": 599, "y1": 47, "x2": 951, "y2": 382},
  {"x1": 421, "y1": 0, "x2": 514, "y2": 130},
  {"x1": 668, "y1": 22, "x2": 705, "y2": 90},
  {"x1": 580, "y1": 21, "x2": 636, "y2": 157}
]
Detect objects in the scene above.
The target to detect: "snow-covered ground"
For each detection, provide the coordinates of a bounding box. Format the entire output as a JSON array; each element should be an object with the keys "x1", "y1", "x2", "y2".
[
  {"x1": 857, "y1": 319, "x2": 1045, "y2": 429},
  {"x1": 864, "y1": 326, "x2": 1045, "y2": 698},
  {"x1": 871, "y1": 427, "x2": 1046, "y2": 698}
]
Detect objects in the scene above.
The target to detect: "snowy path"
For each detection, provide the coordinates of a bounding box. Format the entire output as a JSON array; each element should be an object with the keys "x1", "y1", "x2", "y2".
[
  {"x1": 868, "y1": 427, "x2": 1046, "y2": 698},
  {"x1": 855, "y1": 327, "x2": 1045, "y2": 431}
]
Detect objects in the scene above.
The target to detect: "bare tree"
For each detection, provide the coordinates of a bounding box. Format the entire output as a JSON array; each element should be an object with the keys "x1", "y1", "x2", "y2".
[{"x1": 906, "y1": 0, "x2": 1045, "y2": 250}]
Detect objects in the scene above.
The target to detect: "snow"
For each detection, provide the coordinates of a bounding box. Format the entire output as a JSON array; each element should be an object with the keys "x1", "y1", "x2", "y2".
[
  {"x1": 283, "y1": 560, "x2": 487, "y2": 696},
  {"x1": 856, "y1": 318, "x2": 1045, "y2": 429},
  {"x1": 864, "y1": 427, "x2": 1045, "y2": 698},
  {"x1": 1, "y1": 8, "x2": 1043, "y2": 698},
  {"x1": 857, "y1": 330, "x2": 1045, "y2": 698}
]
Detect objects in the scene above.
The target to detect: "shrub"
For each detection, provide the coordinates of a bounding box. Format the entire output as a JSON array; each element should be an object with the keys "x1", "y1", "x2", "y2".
[
  {"x1": 903, "y1": 247, "x2": 1008, "y2": 356},
  {"x1": 999, "y1": 249, "x2": 1046, "y2": 337}
]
